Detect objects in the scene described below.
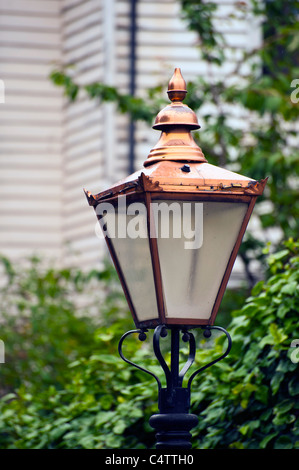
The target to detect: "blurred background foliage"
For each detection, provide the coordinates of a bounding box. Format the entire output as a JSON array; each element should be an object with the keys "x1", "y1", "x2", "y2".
[{"x1": 0, "y1": 0, "x2": 298, "y2": 449}]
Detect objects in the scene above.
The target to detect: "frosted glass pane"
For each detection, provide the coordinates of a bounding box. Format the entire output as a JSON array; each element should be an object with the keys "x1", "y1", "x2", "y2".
[
  {"x1": 102, "y1": 201, "x2": 159, "y2": 322},
  {"x1": 156, "y1": 201, "x2": 248, "y2": 320}
]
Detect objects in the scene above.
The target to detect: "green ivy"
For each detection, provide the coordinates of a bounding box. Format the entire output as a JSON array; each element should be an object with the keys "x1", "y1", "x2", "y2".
[{"x1": 190, "y1": 238, "x2": 299, "y2": 449}]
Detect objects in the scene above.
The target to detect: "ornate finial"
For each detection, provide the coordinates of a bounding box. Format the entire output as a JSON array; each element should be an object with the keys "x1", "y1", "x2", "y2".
[
  {"x1": 167, "y1": 68, "x2": 187, "y2": 102},
  {"x1": 144, "y1": 68, "x2": 207, "y2": 167},
  {"x1": 152, "y1": 68, "x2": 200, "y2": 131}
]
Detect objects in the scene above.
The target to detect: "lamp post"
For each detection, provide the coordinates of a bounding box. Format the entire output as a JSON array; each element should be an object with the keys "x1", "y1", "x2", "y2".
[{"x1": 85, "y1": 69, "x2": 267, "y2": 449}]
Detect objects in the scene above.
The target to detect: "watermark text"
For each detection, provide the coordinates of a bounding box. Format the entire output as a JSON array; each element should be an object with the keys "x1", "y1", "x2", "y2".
[
  {"x1": 290, "y1": 79, "x2": 299, "y2": 104},
  {"x1": 290, "y1": 339, "x2": 299, "y2": 364},
  {"x1": 0, "y1": 340, "x2": 4, "y2": 363},
  {"x1": 0, "y1": 80, "x2": 5, "y2": 104},
  {"x1": 95, "y1": 196, "x2": 203, "y2": 250}
]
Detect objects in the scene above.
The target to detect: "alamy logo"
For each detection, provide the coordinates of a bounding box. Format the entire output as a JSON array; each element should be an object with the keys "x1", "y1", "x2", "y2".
[
  {"x1": 290, "y1": 79, "x2": 299, "y2": 104},
  {"x1": 0, "y1": 340, "x2": 4, "y2": 363},
  {"x1": 290, "y1": 339, "x2": 299, "y2": 364},
  {"x1": 95, "y1": 196, "x2": 204, "y2": 250},
  {"x1": 0, "y1": 80, "x2": 5, "y2": 104}
]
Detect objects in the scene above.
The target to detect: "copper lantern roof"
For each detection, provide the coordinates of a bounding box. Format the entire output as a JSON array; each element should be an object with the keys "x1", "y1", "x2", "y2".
[{"x1": 84, "y1": 68, "x2": 267, "y2": 329}]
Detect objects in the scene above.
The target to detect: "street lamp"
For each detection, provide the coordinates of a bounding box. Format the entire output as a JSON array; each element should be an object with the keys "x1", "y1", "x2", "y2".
[{"x1": 85, "y1": 68, "x2": 267, "y2": 449}]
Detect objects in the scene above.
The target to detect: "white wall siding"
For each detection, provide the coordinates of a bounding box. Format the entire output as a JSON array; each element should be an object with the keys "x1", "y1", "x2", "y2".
[
  {"x1": 0, "y1": 0, "x2": 64, "y2": 262},
  {"x1": 61, "y1": 0, "x2": 106, "y2": 269}
]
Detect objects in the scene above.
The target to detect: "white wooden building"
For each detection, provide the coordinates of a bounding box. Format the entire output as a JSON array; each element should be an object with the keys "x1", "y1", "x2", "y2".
[{"x1": 0, "y1": 0, "x2": 261, "y2": 275}]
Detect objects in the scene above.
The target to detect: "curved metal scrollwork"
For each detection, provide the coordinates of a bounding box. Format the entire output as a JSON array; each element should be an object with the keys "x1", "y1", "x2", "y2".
[
  {"x1": 118, "y1": 325, "x2": 232, "y2": 392},
  {"x1": 118, "y1": 328, "x2": 162, "y2": 389},
  {"x1": 187, "y1": 326, "x2": 232, "y2": 391},
  {"x1": 152, "y1": 325, "x2": 196, "y2": 390}
]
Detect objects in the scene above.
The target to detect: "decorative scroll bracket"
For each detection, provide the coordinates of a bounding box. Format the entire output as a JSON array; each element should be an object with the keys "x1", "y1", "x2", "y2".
[{"x1": 118, "y1": 325, "x2": 232, "y2": 449}]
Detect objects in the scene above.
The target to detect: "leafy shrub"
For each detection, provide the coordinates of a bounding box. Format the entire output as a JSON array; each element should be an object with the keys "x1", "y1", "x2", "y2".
[
  {"x1": 191, "y1": 238, "x2": 299, "y2": 449},
  {"x1": 0, "y1": 256, "x2": 128, "y2": 394}
]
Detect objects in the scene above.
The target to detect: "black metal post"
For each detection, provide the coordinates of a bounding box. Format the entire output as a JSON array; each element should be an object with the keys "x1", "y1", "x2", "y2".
[
  {"x1": 149, "y1": 327, "x2": 198, "y2": 449},
  {"x1": 118, "y1": 325, "x2": 232, "y2": 450}
]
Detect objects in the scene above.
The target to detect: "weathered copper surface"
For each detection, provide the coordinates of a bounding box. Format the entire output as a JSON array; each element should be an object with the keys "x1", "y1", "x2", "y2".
[{"x1": 84, "y1": 161, "x2": 267, "y2": 206}]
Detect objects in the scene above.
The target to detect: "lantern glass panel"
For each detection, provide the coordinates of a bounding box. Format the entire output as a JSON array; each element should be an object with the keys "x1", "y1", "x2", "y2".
[
  {"x1": 102, "y1": 199, "x2": 159, "y2": 322},
  {"x1": 154, "y1": 200, "x2": 248, "y2": 321}
]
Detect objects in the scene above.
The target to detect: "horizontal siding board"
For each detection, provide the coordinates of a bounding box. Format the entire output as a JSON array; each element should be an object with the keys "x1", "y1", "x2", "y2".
[
  {"x1": 2, "y1": 78, "x2": 60, "y2": 94},
  {"x1": 0, "y1": 62, "x2": 57, "y2": 78},
  {"x1": 0, "y1": 198, "x2": 61, "y2": 212},
  {"x1": 0, "y1": 45, "x2": 61, "y2": 62},
  {"x1": 63, "y1": 38, "x2": 103, "y2": 65},
  {"x1": 0, "y1": 247, "x2": 62, "y2": 259},
  {"x1": 0, "y1": 182, "x2": 61, "y2": 197},
  {"x1": 0, "y1": 13, "x2": 59, "y2": 29},
  {"x1": 66, "y1": 151, "x2": 102, "y2": 174},
  {"x1": 62, "y1": 23, "x2": 102, "y2": 50},
  {"x1": 63, "y1": 9, "x2": 102, "y2": 37},
  {"x1": 0, "y1": 141, "x2": 62, "y2": 153},
  {"x1": 2, "y1": 109, "x2": 63, "y2": 123},
  {"x1": 0, "y1": 168, "x2": 61, "y2": 183},
  {"x1": 64, "y1": 98, "x2": 102, "y2": 122},
  {"x1": 0, "y1": 231, "x2": 61, "y2": 245},
  {"x1": 136, "y1": 30, "x2": 199, "y2": 46},
  {"x1": 0, "y1": 125, "x2": 62, "y2": 139},
  {"x1": 0, "y1": 155, "x2": 61, "y2": 169},
  {"x1": 62, "y1": 198, "x2": 96, "y2": 218},
  {"x1": 0, "y1": 30, "x2": 60, "y2": 47},
  {"x1": 63, "y1": 124, "x2": 102, "y2": 148},
  {"x1": 0, "y1": 214, "x2": 61, "y2": 229},
  {"x1": 64, "y1": 206, "x2": 97, "y2": 225},
  {"x1": 64, "y1": 250, "x2": 105, "y2": 267},
  {"x1": 64, "y1": 227, "x2": 98, "y2": 243},
  {"x1": 135, "y1": 45, "x2": 210, "y2": 60},
  {"x1": 3, "y1": 93, "x2": 62, "y2": 109},
  {"x1": 63, "y1": 178, "x2": 106, "y2": 204},
  {"x1": 64, "y1": 108, "x2": 103, "y2": 133},
  {"x1": 64, "y1": 233, "x2": 104, "y2": 251},
  {"x1": 64, "y1": 166, "x2": 102, "y2": 190},
  {"x1": 62, "y1": 0, "x2": 102, "y2": 24},
  {"x1": 0, "y1": 1, "x2": 60, "y2": 15},
  {"x1": 137, "y1": 2, "x2": 181, "y2": 17},
  {"x1": 67, "y1": 51, "x2": 104, "y2": 74},
  {"x1": 72, "y1": 67, "x2": 102, "y2": 86},
  {"x1": 63, "y1": 174, "x2": 105, "y2": 198},
  {"x1": 63, "y1": 137, "x2": 102, "y2": 161}
]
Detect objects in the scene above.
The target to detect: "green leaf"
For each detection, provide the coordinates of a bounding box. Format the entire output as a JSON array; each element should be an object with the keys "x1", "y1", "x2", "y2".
[
  {"x1": 271, "y1": 372, "x2": 284, "y2": 395},
  {"x1": 95, "y1": 411, "x2": 115, "y2": 427},
  {"x1": 280, "y1": 281, "x2": 298, "y2": 296},
  {"x1": 269, "y1": 323, "x2": 288, "y2": 345},
  {"x1": 274, "y1": 436, "x2": 293, "y2": 449},
  {"x1": 113, "y1": 420, "x2": 127, "y2": 435},
  {"x1": 260, "y1": 432, "x2": 278, "y2": 449},
  {"x1": 49, "y1": 423, "x2": 71, "y2": 441},
  {"x1": 289, "y1": 377, "x2": 299, "y2": 397}
]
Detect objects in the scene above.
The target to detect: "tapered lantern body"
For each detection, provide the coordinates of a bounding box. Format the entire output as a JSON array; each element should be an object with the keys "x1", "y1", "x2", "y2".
[{"x1": 85, "y1": 69, "x2": 266, "y2": 328}]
